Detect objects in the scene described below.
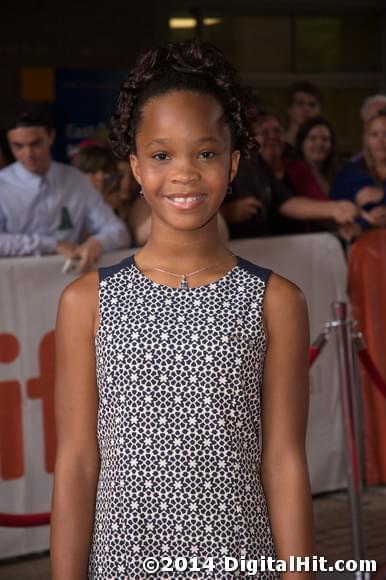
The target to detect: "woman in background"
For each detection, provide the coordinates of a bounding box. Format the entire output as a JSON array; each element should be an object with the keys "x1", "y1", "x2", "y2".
[
  {"x1": 72, "y1": 142, "x2": 133, "y2": 223},
  {"x1": 330, "y1": 108, "x2": 386, "y2": 238},
  {"x1": 73, "y1": 142, "x2": 156, "y2": 244},
  {"x1": 294, "y1": 116, "x2": 338, "y2": 200}
]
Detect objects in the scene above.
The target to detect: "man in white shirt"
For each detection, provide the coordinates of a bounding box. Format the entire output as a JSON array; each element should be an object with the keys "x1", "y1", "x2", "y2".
[{"x1": 0, "y1": 106, "x2": 130, "y2": 272}]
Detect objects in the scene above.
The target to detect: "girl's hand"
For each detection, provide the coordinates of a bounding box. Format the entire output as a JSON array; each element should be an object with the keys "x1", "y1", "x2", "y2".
[
  {"x1": 360, "y1": 205, "x2": 386, "y2": 227},
  {"x1": 329, "y1": 200, "x2": 359, "y2": 224},
  {"x1": 355, "y1": 186, "x2": 384, "y2": 207}
]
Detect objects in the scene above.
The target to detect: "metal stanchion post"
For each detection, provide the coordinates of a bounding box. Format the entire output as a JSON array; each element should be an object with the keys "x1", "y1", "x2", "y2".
[
  {"x1": 332, "y1": 302, "x2": 368, "y2": 580},
  {"x1": 350, "y1": 327, "x2": 366, "y2": 487}
]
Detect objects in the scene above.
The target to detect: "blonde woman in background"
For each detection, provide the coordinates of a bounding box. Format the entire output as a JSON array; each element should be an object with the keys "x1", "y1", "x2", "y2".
[{"x1": 330, "y1": 108, "x2": 386, "y2": 239}]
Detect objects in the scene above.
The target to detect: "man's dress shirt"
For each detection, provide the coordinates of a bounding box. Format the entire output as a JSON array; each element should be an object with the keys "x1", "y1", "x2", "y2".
[{"x1": 0, "y1": 161, "x2": 130, "y2": 256}]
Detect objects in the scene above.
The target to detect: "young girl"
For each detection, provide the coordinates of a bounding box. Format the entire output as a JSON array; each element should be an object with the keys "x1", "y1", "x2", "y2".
[{"x1": 50, "y1": 39, "x2": 315, "y2": 579}]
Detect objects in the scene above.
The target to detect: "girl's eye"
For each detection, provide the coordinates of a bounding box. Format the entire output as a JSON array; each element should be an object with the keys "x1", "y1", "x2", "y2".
[
  {"x1": 198, "y1": 151, "x2": 216, "y2": 159},
  {"x1": 152, "y1": 153, "x2": 169, "y2": 161}
]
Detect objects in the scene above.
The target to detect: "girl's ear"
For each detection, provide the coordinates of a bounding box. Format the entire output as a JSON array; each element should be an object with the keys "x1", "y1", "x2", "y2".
[
  {"x1": 129, "y1": 154, "x2": 142, "y2": 186},
  {"x1": 229, "y1": 149, "x2": 241, "y2": 182}
]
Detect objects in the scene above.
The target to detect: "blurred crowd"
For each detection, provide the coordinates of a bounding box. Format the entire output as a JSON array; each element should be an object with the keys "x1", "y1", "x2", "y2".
[{"x1": 1, "y1": 82, "x2": 386, "y2": 273}]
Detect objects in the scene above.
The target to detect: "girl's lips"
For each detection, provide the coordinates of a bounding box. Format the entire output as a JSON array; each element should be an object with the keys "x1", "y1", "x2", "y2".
[{"x1": 164, "y1": 195, "x2": 207, "y2": 210}]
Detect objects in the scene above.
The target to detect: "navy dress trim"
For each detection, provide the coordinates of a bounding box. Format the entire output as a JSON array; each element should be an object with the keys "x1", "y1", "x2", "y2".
[
  {"x1": 99, "y1": 254, "x2": 133, "y2": 282},
  {"x1": 99, "y1": 253, "x2": 272, "y2": 285},
  {"x1": 236, "y1": 255, "x2": 272, "y2": 284}
]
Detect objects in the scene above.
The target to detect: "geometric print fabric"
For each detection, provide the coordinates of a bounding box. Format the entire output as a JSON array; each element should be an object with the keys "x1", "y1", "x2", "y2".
[{"x1": 88, "y1": 254, "x2": 279, "y2": 579}]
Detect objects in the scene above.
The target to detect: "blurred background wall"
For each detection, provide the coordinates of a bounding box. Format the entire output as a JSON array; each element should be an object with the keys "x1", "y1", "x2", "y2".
[{"x1": 2, "y1": 0, "x2": 385, "y2": 158}]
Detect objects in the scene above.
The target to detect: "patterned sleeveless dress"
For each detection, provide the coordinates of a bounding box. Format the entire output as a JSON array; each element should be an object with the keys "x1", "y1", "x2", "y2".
[{"x1": 88, "y1": 253, "x2": 279, "y2": 579}]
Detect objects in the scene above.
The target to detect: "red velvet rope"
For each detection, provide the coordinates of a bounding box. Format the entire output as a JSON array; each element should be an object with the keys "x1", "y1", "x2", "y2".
[
  {"x1": 309, "y1": 332, "x2": 329, "y2": 366},
  {"x1": 0, "y1": 512, "x2": 50, "y2": 527},
  {"x1": 309, "y1": 346, "x2": 321, "y2": 366},
  {"x1": 308, "y1": 330, "x2": 386, "y2": 400}
]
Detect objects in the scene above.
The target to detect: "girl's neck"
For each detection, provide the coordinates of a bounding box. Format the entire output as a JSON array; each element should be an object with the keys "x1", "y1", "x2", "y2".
[{"x1": 135, "y1": 221, "x2": 231, "y2": 271}]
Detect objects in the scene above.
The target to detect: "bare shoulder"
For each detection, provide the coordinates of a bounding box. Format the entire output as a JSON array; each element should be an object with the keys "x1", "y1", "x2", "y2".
[
  {"x1": 265, "y1": 272, "x2": 307, "y2": 310},
  {"x1": 57, "y1": 271, "x2": 99, "y2": 334},
  {"x1": 59, "y1": 270, "x2": 98, "y2": 308},
  {"x1": 263, "y1": 272, "x2": 309, "y2": 341}
]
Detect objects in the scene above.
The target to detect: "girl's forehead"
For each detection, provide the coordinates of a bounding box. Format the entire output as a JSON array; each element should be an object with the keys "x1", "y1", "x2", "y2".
[
  {"x1": 141, "y1": 90, "x2": 224, "y2": 124},
  {"x1": 136, "y1": 90, "x2": 230, "y2": 143}
]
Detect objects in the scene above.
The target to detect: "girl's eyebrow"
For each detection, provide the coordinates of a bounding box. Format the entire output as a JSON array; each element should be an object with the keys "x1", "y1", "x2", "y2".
[
  {"x1": 145, "y1": 138, "x2": 170, "y2": 149},
  {"x1": 145, "y1": 136, "x2": 222, "y2": 149}
]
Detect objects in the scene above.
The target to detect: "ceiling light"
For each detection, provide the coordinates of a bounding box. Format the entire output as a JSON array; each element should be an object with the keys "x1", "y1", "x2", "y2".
[
  {"x1": 203, "y1": 18, "x2": 222, "y2": 26},
  {"x1": 169, "y1": 17, "x2": 222, "y2": 29}
]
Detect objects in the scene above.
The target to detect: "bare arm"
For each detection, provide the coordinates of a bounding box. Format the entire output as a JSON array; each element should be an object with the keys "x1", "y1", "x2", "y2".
[
  {"x1": 280, "y1": 196, "x2": 358, "y2": 225},
  {"x1": 261, "y1": 274, "x2": 315, "y2": 578},
  {"x1": 50, "y1": 272, "x2": 100, "y2": 580}
]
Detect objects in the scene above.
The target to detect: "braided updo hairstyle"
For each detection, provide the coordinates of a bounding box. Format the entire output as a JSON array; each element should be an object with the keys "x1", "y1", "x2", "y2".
[{"x1": 109, "y1": 39, "x2": 258, "y2": 159}]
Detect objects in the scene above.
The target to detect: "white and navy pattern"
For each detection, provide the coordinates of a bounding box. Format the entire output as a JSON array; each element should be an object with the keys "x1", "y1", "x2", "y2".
[{"x1": 88, "y1": 254, "x2": 279, "y2": 579}]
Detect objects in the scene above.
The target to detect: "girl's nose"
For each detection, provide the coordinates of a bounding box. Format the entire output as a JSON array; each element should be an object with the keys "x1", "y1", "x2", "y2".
[{"x1": 170, "y1": 162, "x2": 200, "y2": 184}]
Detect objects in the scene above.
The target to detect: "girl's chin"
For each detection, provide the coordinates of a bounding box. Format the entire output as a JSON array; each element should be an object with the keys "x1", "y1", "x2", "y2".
[{"x1": 153, "y1": 210, "x2": 217, "y2": 230}]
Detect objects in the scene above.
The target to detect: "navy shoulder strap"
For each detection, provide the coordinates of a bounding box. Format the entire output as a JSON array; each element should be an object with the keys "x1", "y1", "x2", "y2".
[
  {"x1": 236, "y1": 255, "x2": 272, "y2": 284},
  {"x1": 99, "y1": 254, "x2": 134, "y2": 283}
]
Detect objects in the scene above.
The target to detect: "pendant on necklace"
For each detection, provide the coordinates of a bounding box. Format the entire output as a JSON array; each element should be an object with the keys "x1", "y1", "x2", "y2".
[{"x1": 179, "y1": 275, "x2": 189, "y2": 289}]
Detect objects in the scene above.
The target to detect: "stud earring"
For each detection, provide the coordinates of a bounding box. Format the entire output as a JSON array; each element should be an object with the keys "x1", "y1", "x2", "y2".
[
  {"x1": 226, "y1": 185, "x2": 232, "y2": 196},
  {"x1": 139, "y1": 188, "x2": 144, "y2": 197}
]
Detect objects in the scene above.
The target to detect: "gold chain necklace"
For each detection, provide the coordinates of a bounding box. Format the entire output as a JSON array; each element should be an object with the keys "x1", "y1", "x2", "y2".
[{"x1": 146, "y1": 253, "x2": 235, "y2": 289}]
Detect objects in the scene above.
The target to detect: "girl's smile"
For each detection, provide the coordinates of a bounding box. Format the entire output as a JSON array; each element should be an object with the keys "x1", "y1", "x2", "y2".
[{"x1": 163, "y1": 193, "x2": 207, "y2": 210}]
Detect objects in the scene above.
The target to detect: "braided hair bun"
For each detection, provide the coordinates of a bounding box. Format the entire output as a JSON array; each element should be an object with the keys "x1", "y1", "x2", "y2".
[{"x1": 109, "y1": 39, "x2": 258, "y2": 159}]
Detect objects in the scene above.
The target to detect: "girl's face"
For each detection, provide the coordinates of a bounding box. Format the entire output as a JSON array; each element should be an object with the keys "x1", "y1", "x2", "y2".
[
  {"x1": 130, "y1": 90, "x2": 240, "y2": 232},
  {"x1": 302, "y1": 125, "x2": 332, "y2": 166},
  {"x1": 254, "y1": 116, "x2": 285, "y2": 162},
  {"x1": 365, "y1": 116, "x2": 386, "y2": 164}
]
